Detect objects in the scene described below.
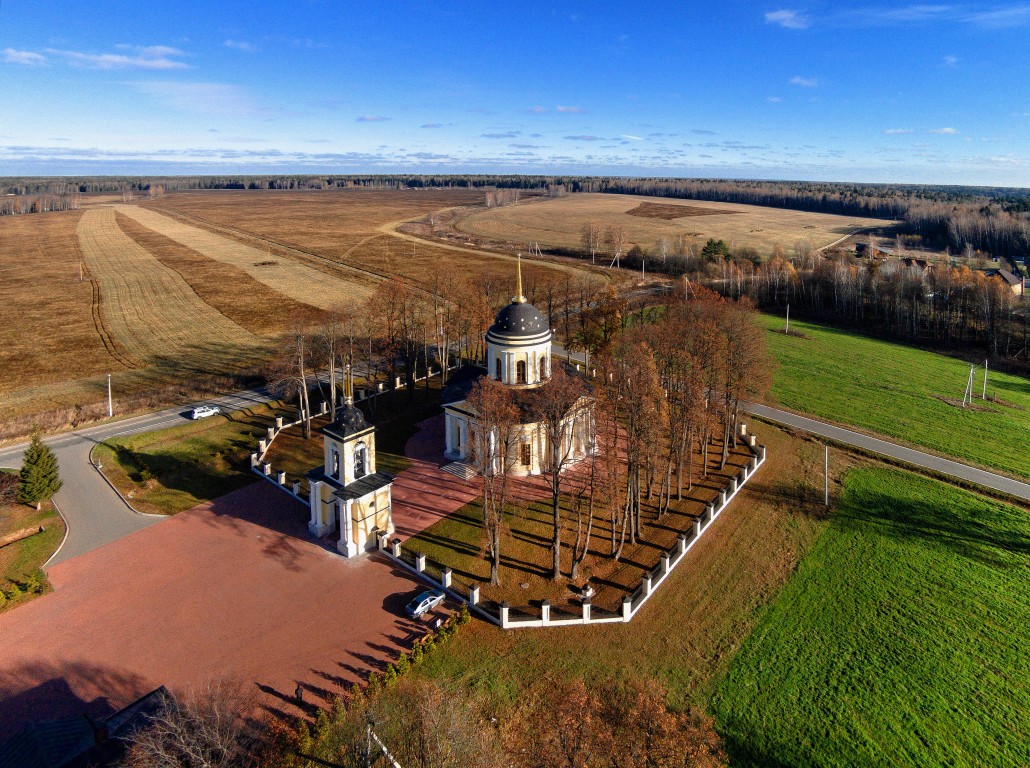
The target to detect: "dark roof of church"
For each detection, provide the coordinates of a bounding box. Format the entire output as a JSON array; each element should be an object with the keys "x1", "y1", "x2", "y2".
[
  {"x1": 441, "y1": 365, "x2": 487, "y2": 405},
  {"x1": 333, "y1": 471, "x2": 394, "y2": 501},
  {"x1": 486, "y1": 301, "x2": 551, "y2": 343},
  {"x1": 323, "y1": 403, "x2": 371, "y2": 440}
]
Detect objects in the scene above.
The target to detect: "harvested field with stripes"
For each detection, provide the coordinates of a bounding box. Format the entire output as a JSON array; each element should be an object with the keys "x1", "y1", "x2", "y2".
[
  {"x1": 115, "y1": 205, "x2": 374, "y2": 309},
  {"x1": 76, "y1": 207, "x2": 265, "y2": 371}
]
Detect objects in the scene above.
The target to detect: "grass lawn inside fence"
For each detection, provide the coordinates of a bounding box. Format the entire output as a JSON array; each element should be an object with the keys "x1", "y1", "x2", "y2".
[
  {"x1": 761, "y1": 313, "x2": 1030, "y2": 479},
  {"x1": 401, "y1": 441, "x2": 754, "y2": 614},
  {"x1": 408, "y1": 426, "x2": 836, "y2": 712},
  {"x1": 711, "y1": 466, "x2": 1030, "y2": 768},
  {"x1": 94, "y1": 404, "x2": 293, "y2": 515}
]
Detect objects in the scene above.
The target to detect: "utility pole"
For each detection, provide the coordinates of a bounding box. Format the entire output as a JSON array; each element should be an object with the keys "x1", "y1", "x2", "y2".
[
  {"x1": 824, "y1": 444, "x2": 829, "y2": 508},
  {"x1": 982, "y1": 359, "x2": 988, "y2": 400},
  {"x1": 107, "y1": 374, "x2": 113, "y2": 418},
  {"x1": 785, "y1": 303, "x2": 790, "y2": 335}
]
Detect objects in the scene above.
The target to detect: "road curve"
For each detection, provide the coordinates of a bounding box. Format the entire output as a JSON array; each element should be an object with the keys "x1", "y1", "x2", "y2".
[
  {"x1": 746, "y1": 403, "x2": 1030, "y2": 502},
  {"x1": 0, "y1": 388, "x2": 275, "y2": 567}
]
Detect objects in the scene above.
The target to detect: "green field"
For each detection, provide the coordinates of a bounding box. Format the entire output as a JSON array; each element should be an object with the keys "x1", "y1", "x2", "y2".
[
  {"x1": 762, "y1": 314, "x2": 1030, "y2": 479},
  {"x1": 712, "y1": 467, "x2": 1030, "y2": 767}
]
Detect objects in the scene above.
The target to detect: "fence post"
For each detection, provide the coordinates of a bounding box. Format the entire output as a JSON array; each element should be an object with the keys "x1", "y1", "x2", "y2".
[
  {"x1": 541, "y1": 599, "x2": 551, "y2": 624},
  {"x1": 750, "y1": 435, "x2": 757, "y2": 448},
  {"x1": 643, "y1": 573, "x2": 653, "y2": 596},
  {"x1": 415, "y1": 553, "x2": 426, "y2": 573},
  {"x1": 468, "y1": 584, "x2": 480, "y2": 606},
  {"x1": 500, "y1": 601, "x2": 509, "y2": 628},
  {"x1": 250, "y1": 452, "x2": 258, "y2": 468},
  {"x1": 320, "y1": 400, "x2": 327, "y2": 414},
  {"x1": 706, "y1": 503, "x2": 715, "y2": 522},
  {"x1": 275, "y1": 416, "x2": 283, "y2": 430},
  {"x1": 441, "y1": 568, "x2": 452, "y2": 589},
  {"x1": 760, "y1": 445, "x2": 767, "y2": 462},
  {"x1": 258, "y1": 439, "x2": 267, "y2": 455},
  {"x1": 750, "y1": 455, "x2": 758, "y2": 471},
  {"x1": 262, "y1": 463, "x2": 272, "y2": 477},
  {"x1": 730, "y1": 476, "x2": 738, "y2": 493},
  {"x1": 391, "y1": 538, "x2": 401, "y2": 558},
  {"x1": 678, "y1": 533, "x2": 687, "y2": 555},
  {"x1": 693, "y1": 518, "x2": 702, "y2": 537},
  {"x1": 292, "y1": 481, "x2": 300, "y2": 496},
  {"x1": 277, "y1": 471, "x2": 286, "y2": 485},
  {"x1": 267, "y1": 427, "x2": 275, "y2": 441},
  {"x1": 740, "y1": 422, "x2": 748, "y2": 436},
  {"x1": 661, "y1": 553, "x2": 671, "y2": 575},
  {"x1": 582, "y1": 599, "x2": 591, "y2": 624},
  {"x1": 719, "y1": 489, "x2": 727, "y2": 506},
  {"x1": 622, "y1": 596, "x2": 633, "y2": 621}
]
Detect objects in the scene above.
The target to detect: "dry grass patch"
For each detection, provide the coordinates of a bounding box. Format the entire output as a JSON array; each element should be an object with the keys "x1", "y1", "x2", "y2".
[
  {"x1": 626, "y1": 201, "x2": 745, "y2": 219},
  {"x1": 457, "y1": 193, "x2": 892, "y2": 257}
]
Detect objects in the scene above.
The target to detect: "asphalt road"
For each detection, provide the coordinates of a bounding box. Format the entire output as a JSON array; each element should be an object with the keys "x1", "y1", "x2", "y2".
[{"x1": 0, "y1": 388, "x2": 275, "y2": 567}]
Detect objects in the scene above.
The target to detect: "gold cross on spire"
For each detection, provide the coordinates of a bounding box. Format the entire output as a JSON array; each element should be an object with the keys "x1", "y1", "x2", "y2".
[{"x1": 514, "y1": 253, "x2": 527, "y2": 304}]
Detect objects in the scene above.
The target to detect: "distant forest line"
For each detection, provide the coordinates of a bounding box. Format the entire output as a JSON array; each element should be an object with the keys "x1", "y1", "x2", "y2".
[{"x1": 3, "y1": 172, "x2": 1030, "y2": 261}]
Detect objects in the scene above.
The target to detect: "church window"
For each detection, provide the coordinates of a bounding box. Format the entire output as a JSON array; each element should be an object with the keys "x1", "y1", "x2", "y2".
[
  {"x1": 520, "y1": 442, "x2": 532, "y2": 467},
  {"x1": 495, "y1": 357, "x2": 502, "y2": 380},
  {"x1": 516, "y1": 360, "x2": 527, "y2": 384},
  {"x1": 354, "y1": 443, "x2": 367, "y2": 478},
  {"x1": 539, "y1": 356, "x2": 547, "y2": 381},
  {"x1": 331, "y1": 449, "x2": 340, "y2": 480}
]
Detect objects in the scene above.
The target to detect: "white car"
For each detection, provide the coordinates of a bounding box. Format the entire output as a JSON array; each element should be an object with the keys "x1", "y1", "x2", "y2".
[
  {"x1": 190, "y1": 405, "x2": 221, "y2": 420},
  {"x1": 405, "y1": 589, "x2": 446, "y2": 619}
]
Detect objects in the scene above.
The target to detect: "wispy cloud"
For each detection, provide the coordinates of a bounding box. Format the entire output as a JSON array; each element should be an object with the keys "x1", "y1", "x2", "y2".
[
  {"x1": 883, "y1": 128, "x2": 915, "y2": 134},
  {"x1": 556, "y1": 105, "x2": 584, "y2": 113},
  {"x1": 134, "y1": 82, "x2": 261, "y2": 116},
  {"x1": 44, "y1": 44, "x2": 189, "y2": 70},
  {"x1": 563, "y1": 134, "x2": 603, "y2": 141},
  {"x1": 420, "y1": 122, "x2": 443, "y2": 128},
  {"x1": 767, "y1": 96, "x2": 783, "y2": 103},
  {"x1": 965, "y1": 5, "x2": 1030, "y2": 28},
  {"x1": 223, "y1": 39, "x2": 258, "y2": 53},
  {"x1": 2, "y1": 48, "x2": 46, "y2": 65},
  {"x1": 356, "y1": 115, "x2": 389, "y2": 122},
  {"x1": 528, "y1": 105, "x2": 549, "y2": 114},
  {"x1": 790, "y1": 75, "x2": 818, "y2": 87},
  {"x1": 797, "y1": 4, "x2": 1030, "y2": 30},
  {"x1": 621, "y1": 134, "x2": 644, "y2": 140},
  {"x1": 765, "y1": 9, "x2": 811, "y2": 29},
  {"x1": 482, "y1": 131, "x2": 520, "y2": 139},
  {"x1": 928, "y1": 126, "x2": 958, "y2": 134},
  {"x1": 943, "y1": 54, "x2": 959, "y2": 67}
]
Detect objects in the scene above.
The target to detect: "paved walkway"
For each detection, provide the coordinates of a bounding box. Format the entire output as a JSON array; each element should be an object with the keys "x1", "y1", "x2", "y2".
[
  {"x1": 747, "y1": 403, "x2": 1030, "y2": 502},
  {"x1": 0, "y1": 482, "x2": 431, "y2": 742}
]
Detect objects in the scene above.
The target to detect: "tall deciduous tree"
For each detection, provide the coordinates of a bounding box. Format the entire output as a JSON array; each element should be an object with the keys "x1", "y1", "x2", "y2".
[
  {"x1": 18, "y1": 431, "x2": 62, "y2": 510},
  {"x1": 268, "y1": 321, "x2": 315, "y2": 439}
]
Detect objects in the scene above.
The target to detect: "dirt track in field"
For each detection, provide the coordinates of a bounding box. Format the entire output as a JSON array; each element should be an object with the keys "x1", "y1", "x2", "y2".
[
  {"x1": 76, "y1": 208, "x2": 264, "y2": 370},
  {"x1": 115, "y1": 205, "x2": 373, "y2": 308}
]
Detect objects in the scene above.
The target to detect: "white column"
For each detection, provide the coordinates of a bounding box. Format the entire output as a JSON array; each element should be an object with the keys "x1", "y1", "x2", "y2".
[
  {"x1": 444, "y1": 414, "x2": 454, "y2": 454},
  {"x1": 338, "y1": 500, "x2": 359, "y2": 557}
]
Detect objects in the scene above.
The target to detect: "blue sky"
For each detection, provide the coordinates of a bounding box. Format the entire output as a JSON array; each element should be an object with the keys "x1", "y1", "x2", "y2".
[{"x1": 2, "y1": 1, "x2": 1030, "y2": 185}]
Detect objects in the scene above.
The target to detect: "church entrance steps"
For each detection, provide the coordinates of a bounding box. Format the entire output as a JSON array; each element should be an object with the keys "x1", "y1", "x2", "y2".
[{"x1": 440, "y1": 461, "x2": 476, "y2": 481}]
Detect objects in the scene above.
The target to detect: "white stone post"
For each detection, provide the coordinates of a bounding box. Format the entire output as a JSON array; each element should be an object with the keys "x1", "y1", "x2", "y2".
[
  {"x1": 275, "y1": 416, "x2": 283, "y2": 430},
  {"x1": 277, "y1": 471, "x2": 286, "y2": 485},
  {"x1": 719, "y1": 490, "x2": 727, "y2": 506},
  {"x1": 678, "y1": 533, "x2": 687, "y2": 555},
  {"x1": 391, "y1": 539, "x2": 401, "y2": 557},
  {"x1": 582, "y1": 599, "x2": 592, "y2": 623},
  {"x1": 760, "y1": 445, "x2": 767, "y2": 461},
  {"x1": 308, "y1": 481, "x2": 327, "y2": 536},
  {"x1": 250, "y1": 452, "x2": 258, "y2": 468},
  {"x1": 468, "y1": 584, "x2": 480, "y2": 605},
  {"x1": 731, "y1": 476, "x2": 738, "y2": 492},
  {"x1": 292, "y1": 482, "x2": 300, "y2": 496},
  {"x1": 262, "y1": 463, "x2": 271, "y2": 477},
  {"x1": 500, "y1": 601, "x2": 510, "y2": 628},
  {"x1": 258, "y1": 439, "x2": 267, "y2": 454},
  {"x1": 441, "y1": 567, "x2": 452, "y2": 588},
  {"x1": 541, "y1": 599, "x2": 551, "y2": 624},
  {"x1": 750, "y1": 456, "x2": 758, "y2": 471},
  {"x1": 415, "y1": 553, "x2": 426, "y2": 573},
  {"x1": 706, "y1": 502, "x2": 715, "y2": 521},
  {"x1": 693, "y1": 518, "x2": 702, "y2": 538},
  {"x1": 622, "y1": 596, "x2": 633, "y2": 621},
  {"x1": 266, "y1": 427, "x2": 275, "y2": 441},
  {"x1": 661, "y1": 553, "x2": 671, "y2": 575},
  {"x1": 750, "y1": 435, "x2": 757, "y2": 448},
  {"x1": 643, "y1": 573, "x2": 653, "y2": 595},
  {"x1": 740, "y1": 422, "x2": 748, "y2": 436}
]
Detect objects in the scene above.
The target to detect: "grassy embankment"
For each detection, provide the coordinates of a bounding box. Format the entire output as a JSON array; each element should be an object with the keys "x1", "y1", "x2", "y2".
[
  {"x1": 761, "y1": 313, "x2": 1030, "y2": 479},
  {"x1": 0, "y1": 471, "x2": 64, "y2": 612},
  {"x1": 712, "y1": 467, "x2": 1030, "y2": 767}
]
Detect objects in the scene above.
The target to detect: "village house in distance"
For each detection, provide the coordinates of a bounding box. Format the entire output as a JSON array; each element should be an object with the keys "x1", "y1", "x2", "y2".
[{"x1": 442, "y1": 257, "x2": 596, "y2": 477}]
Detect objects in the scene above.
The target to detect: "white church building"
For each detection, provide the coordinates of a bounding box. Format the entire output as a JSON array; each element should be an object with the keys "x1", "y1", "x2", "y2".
[{"x1": 442, "y1": 259, "x2": 595, "y2": 477}]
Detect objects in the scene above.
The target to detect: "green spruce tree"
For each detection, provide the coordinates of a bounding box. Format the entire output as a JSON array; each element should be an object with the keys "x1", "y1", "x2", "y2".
[{"x1": 18, "y1": 431, "x2": 62, "y2": 510}]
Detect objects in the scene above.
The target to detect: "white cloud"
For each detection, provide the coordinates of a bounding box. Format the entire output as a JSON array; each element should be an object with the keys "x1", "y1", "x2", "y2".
[
  {"x1": 789, "y1": 75, "x2": 818, "y2": 87},
  {"x1": 765, "y1": 9, "x2": 810, "y2": 29},
  {"x1": 528, "y1": 105, "x2": 549, "y2": 114},
  {"x1": 356, "y1": 115, "x2": 389, "y2": 122},
  {"x1": 883, "y1": 128, "x2": 915, "y2": 134},
  {"x1": 45, "y1": 45, "x2": 188, "y2": 70},
  {"x1": 2, "y1": 48, "x2": 46, "y2": 65},
  {"x1": 943, "y1": 54, "x2": 958, "y2": 67},
  {"x1": 621, "y1": 134, "x2": 644, "y2": 140},
  {"x1": 420, "y1": 122, "x2": 443, "y2": 129},
  {"x1": 556, "y1": 105, "x2": 584, "y2": 113},
  {"x1": 223, "y1": 39, "x2": 258, "y2": 53},
  {"x1": 133, "y1": 82, "x2": 260, "y2": 116},
  {"x1": 767, "y1": 96, "x2": 783, "y2": 103},
  {"x1": 928, "y1": 127, "x2": 958, "y2": 134},
  {"x1": 965, "y1": 5, "x2": 1030, "y2": 29}
]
